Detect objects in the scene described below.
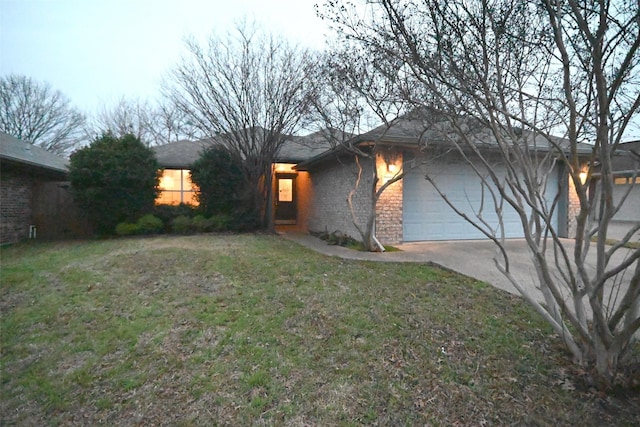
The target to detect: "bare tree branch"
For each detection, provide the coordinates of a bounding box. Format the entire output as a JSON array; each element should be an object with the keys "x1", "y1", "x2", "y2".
[
  {"x1": 164, "y1": 22, "x2": 319, "y2": 228},
  {"x1": 0, "y1": 74, "x2": 86, "y2": 155}
]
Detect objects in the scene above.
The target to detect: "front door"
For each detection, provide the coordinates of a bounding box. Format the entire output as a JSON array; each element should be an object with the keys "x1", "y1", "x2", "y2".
[{"x1": 275, "y1": 174, "x2": 297, "y2": 224}]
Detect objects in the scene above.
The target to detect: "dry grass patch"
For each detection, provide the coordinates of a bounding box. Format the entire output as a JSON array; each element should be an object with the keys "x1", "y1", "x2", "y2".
[{"x1": 1, "y1": 234, "x2": 639, "y2": 426}]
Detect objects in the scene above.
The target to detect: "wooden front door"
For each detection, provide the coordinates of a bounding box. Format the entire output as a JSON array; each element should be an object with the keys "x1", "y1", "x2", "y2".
[{"x1": 275, "y1": 174, "x2": 297, "y2": 224}]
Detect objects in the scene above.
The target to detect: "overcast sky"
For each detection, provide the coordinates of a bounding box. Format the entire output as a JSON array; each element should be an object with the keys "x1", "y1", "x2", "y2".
[{"x1": 1, "y1": 0, "x2": 330, "y2": 113}]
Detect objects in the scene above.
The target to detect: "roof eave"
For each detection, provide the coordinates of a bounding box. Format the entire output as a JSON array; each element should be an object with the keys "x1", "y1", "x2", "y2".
[{"x1": 1, "y1": 156, "x2": 69, "y2": 178}]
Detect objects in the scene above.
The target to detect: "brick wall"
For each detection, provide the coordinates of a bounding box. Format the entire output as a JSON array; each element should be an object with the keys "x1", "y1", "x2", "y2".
[
  {"x1": 295, "y1": 171, "x2": 312, "y2": 230},
  {"x1": 567, "y1": 175, "x2": 581, "y2": 238},
  {"x1": 1, "y1": 172, "x2": 34, "y2": 244},
  {"x1": 307, "y1": 154, "x2": 375, "y2": 240},
  {"x1": 375, "y1": 153, "x2": 403, "y2": 244}
]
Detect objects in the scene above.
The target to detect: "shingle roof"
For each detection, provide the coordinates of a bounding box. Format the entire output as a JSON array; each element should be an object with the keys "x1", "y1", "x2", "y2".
[
  {"x1": 296, "y1": 110, "x2": 594, "y2": 169},
  {"x1": 276, "y1": 131, "x2": 334, "y2": 163},
  {"x1": 0, "y1": 132, "x2": 69, "y2": 175},
  {"x1": 152, "y1": 139, "x2": 214, "y2": 168},
  {"x1": 152, "y1": 132, "x2": 333, "y2": 168}
]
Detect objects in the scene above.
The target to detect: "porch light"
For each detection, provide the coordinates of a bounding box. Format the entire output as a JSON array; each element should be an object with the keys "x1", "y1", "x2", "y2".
[
  {"x1": 387, "y1": 163, "x2": 398, "y2": 174},
  {"x1": 579, "y1": 171, "x2": 588, "y2": 185}
]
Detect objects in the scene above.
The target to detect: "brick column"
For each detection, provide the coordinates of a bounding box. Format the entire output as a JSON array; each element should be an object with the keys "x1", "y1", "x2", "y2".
[{"x1": 375, "y1": 153, "x2": 403, "y2": 245}]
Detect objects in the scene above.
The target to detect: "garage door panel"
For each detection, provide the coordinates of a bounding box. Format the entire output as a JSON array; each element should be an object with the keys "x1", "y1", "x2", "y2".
[
  {"x1": 612, "y1": 184, "x2": 640, "y2": 222},
  {"x1": 403, "y1": 159, "x2": 557, "y2": 241}
]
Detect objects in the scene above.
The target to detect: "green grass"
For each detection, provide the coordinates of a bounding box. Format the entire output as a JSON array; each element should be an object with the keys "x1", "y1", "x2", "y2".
[{"x1": 1, "y1": 234, "x2": 639, "y2": 425}]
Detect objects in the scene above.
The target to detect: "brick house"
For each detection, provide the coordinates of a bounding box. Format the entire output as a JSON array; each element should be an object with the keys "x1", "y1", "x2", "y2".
[
  {"x1": 152, "y1": 114, "x2": 591, "y2": 245},
  {"x1": 296, "y1": 114, "x2": 592, "y2": 244},
  {"x1": 0, "y1": 132, "x2": 90, "y2": 244},
  {"x1": 152, "y1": 132, "x2": 329, "y2": 231}
]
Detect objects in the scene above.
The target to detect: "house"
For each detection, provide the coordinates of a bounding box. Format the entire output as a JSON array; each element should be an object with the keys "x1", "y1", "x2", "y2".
[
  {"x1": 151, "y1": 133, "x2": 330, "y2": 230},
  {"x1": 152, "y1": 115, "x2": 592, "y2": 244},
  {"x1": 0, "y1": 132, "x2": 90, "y2": 244},
  {"x1": 296, "y1": 112, "x2": 594, "y2": 243}
]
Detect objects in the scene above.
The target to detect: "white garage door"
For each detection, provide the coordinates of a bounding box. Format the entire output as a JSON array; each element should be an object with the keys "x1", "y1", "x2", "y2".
[
  {"x1": 403, "y1": 157, "x2": 559, "y2": 241},
  {"x1": 612, "y1": 178, "x2": 640, "y2": 221}
]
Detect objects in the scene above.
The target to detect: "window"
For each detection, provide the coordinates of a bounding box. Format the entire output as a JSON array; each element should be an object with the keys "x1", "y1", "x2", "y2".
[
  {"x1": 156, "y1": 169, "x2": 199, "y2": 206},
  {"x1": 614, "y1": 177, "x2": 628, "y2": 185},
  {"x1": 614, "y1": 176, "x2": 640, "y2": 185}
]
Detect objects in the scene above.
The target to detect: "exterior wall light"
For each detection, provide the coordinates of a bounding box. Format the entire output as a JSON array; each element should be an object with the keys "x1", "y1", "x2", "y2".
[{"x1": 579, "y1": 171, "x2": 588, "y2": 185}]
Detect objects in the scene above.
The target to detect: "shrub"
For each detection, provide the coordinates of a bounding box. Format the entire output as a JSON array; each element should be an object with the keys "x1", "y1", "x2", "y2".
[
  {"x1": 190, "y1": 146, "x2": 250, "y2": 217},
  {"x1": 153, "y1": 204, "x2": 196, "y2": 232},
  {"x1": 115, "y1": 222, "x2": 140, "y2": 236},
  {"x1": 171, "y1": 215, "x2": 193, "y2": 234},
  {"x1": 69, "y1": 133, "x2": 160, "y2": 235},
  {"x1": 210, "y1": 213, "x2": 233, "y2": 231},
  {"x1": 192, "y1": 215, "x2": 213, "y2": 233},
  {"x1": 136, "y1": 214, "x2": 163, "y2": 234}
]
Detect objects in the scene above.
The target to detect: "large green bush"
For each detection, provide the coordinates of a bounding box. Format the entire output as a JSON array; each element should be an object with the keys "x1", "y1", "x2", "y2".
[
  {"x1": 69, "y1": 133, "x2": 160, "y2": 235},
  {"x1": 189, "y1": 146, "x2": 249, "y2": 218}
]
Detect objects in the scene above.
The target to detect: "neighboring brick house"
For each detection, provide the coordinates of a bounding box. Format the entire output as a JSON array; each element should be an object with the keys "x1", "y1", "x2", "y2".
[{"x1": 1, "y1": 132, "x2": 90, "y2": 244}]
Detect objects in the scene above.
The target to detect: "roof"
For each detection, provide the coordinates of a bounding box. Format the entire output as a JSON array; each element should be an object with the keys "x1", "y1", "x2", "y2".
[
  {"x1": 0, "y1": 132, "x2": 69, "y2": 176},
  {"x1": 276, "y1": 131, "x2": 334, "y2": 163},
  {"x1": 612, "y1": 140, "x2": 640, "y2": 173},
  {"x1": 153, "y1": 139, "x2": 213, "y2": 169},
  {"x1": 296, "y1": 110, "x2": 594, "y2": 170},
  {"x1": 152, "y1": 132, "x2": 333, "y2": 168}
]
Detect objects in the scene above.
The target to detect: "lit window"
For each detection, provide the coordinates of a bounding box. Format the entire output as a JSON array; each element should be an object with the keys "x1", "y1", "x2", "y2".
[
  {"x1": 156, "y1": 169, "x2": 199, "y2": 206},
  {"x1": 614, "y1": 177, "x2": 628, "y2": 185}
]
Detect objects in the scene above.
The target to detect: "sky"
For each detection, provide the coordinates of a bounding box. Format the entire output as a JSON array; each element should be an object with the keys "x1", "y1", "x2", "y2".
[
  {"x1": 2, "y1": 1, "x2": 638, "y2": 142},
  {"x1": 0, "y1": 0, "x2": 331, "y2": 114}
]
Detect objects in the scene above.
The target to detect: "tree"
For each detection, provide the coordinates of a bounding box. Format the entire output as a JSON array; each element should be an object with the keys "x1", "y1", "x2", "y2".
[
  {"x1": 88, "y1": 97, "x2": 200, "y2": 146},
  {"x1": 69, "y1": 133, "x2": 160, "y2": 235},
  {"x1": 0, "y1": 74, "x2": 86, "y2": 155},
  {"x1": 311, "y1": 51, "x2": 409, "y2": 251},
  {"x1": 164, "y1": 22, "x2": 318, "y2": 229},
  {"x1": 321, "y1": 0, "x2": 640, "y2": 388},
  {"x1": 189, "y1": 146, "x2": 252, "y2": 220}
]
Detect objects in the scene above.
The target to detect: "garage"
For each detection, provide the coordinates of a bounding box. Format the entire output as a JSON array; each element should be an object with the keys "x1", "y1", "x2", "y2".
[
  {"x1": 611, "y1": 177, "x2": 640, "y2": 222},
  {"x1": 403, "y1": 155, "x2": 559, "y2": 241}
]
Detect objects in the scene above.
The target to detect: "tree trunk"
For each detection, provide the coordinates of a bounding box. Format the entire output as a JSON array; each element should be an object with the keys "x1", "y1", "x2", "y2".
[{"x1": 593, "y1": 332, "x2": 619, "y2": 389}]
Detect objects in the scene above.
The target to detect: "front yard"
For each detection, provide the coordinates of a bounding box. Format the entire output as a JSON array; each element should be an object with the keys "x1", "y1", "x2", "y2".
[{"x1": 1, "y1": 234, "x2": 638, "y2": 425}]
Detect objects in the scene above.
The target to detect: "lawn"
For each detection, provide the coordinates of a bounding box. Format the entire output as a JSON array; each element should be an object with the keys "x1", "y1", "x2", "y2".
[{"x1": 1, "y1": 234, "x2": 638, "y2": 426}]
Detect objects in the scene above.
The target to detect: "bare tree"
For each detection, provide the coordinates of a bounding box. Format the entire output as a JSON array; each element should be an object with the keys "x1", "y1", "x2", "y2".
[
  {"x1": 311, "y1": 50, "x2": 410, "y2": 251},
  {"x1": 322, "y1": 0, "x2": 639, "y2": 388},
  {"x1": 88, "y1": 97, "x2": 200, "y2": 146},
  {"x1": 164, "y1": 23, "x2": 318, "y2": 228},
  {"x1": 0, "y1": 74, "x2": 86, "y2": 155}
]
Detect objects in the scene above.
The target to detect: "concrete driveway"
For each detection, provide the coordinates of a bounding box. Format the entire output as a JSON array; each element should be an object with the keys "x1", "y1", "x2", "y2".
[
  {"x1": 282, "y1": 233, "x2": 636, "y2": 310},
  {"x1": 282, "y1": 233, "x2": 543, "y2": 300}
]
